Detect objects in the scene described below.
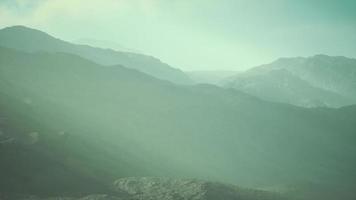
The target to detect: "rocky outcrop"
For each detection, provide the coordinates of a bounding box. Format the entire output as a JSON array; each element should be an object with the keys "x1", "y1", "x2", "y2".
[
  {"x1": 112, "y1": 177, "x2": 285, "y2": 200},
  {"x1": 9, "y1": 178, "x2": 286, "y2": 200}
]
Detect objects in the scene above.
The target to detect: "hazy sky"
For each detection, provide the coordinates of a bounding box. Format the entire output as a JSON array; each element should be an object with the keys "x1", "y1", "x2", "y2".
[{"x1": 0, "y1": 0, "x2": 355, "y2": 70}]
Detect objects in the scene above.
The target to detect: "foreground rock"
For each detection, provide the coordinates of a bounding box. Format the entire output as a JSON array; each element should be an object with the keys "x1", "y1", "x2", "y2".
[
  {"x1": 113, "y1": 177, "x2": 286, "y2": 200},
  {"x1": 11, "y1": 178, "x2": 286, "y2": 200}
]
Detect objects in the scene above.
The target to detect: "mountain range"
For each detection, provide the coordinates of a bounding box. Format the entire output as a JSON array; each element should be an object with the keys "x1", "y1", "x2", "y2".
[
  {"x1": 0, "y1": 26, "x2": 192, "y2": 85},
  {"x1": 0, "y1": 26, "x2": 356, "y2": 200},
  {"x1": 223, "y1": 55, "x2": 356, "y2": 107}
]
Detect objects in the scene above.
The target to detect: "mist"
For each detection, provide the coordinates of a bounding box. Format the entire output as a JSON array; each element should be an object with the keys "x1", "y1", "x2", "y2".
[
  {"x1": 1, "y1": 0, "x2": 356, "y2": 70},
  {"x1": 0, "y1": 1, "x2": 356, "y2": 200}
]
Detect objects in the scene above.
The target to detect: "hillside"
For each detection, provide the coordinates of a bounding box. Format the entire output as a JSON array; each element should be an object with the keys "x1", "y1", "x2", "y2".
[
  {"x1": 223, "y1": 55, "x2": 356, "y2": 107},
  {"x1": 0, "y1": 26, "x2": 192, "y2": 85},
  {"x1": 1, "y1": 47, "x2": 356, "y2": 199}
]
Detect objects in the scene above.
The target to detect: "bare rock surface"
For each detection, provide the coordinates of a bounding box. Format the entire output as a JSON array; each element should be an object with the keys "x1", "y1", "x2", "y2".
[{"x1": 10, "y1": 178, "x2": 286, "y2": 200}]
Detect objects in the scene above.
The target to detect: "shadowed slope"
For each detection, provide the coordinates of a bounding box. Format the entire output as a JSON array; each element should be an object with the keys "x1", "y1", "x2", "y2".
[{"x1": 0, "y1": 47, "x2": 355, "y2": 199}]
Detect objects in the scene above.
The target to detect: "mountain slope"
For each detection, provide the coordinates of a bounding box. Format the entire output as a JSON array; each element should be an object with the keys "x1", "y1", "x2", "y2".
[
  {"x1": 0, "y1": 26, "x2": 192, "y2": 85},
  {"x1": 73, "y1": 38, "x2": 139, "y2": 53},
  {"x1": 1, "y1": 47, "x2": 356, "y2": 199},
  {"x1": 187, "y1": 70, "x2": 239, "y2": 84},
  {"x1": 223, "y1": 55, "x2": 356, "y2": 107}
]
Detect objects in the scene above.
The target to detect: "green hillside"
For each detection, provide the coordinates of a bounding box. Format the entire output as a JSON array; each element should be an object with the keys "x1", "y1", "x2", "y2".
[{"x1": 1, "y1": 47, "x2": 355, "y2": 199}]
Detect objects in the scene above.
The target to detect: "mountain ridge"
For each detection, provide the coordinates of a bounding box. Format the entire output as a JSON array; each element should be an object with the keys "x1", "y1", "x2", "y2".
[
  {"x1": 223, "y1": 54, "x2": 356, "y2": 107},
  {"x1": 0, "y1": 25, "x2": 192, "y2": 85}
]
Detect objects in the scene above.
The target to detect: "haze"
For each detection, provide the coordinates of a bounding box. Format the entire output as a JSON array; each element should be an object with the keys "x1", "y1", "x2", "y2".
[
  {"x1": 0, "y1": 0, "x2": 355, "y2": 71},
  {"x1": 1, "y1": 1, "x2": 356, "y2": 199}
]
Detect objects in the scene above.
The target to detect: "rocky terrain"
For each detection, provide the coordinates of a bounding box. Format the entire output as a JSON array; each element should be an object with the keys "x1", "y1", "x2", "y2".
[{"x1": 6, "y1": 178, "x2": 286, "y2": 200}]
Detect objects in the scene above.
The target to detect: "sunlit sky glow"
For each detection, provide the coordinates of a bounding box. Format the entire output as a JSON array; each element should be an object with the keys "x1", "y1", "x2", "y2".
[{"x1": 0, "y1": 0, "x2": 355, "y2": 70}]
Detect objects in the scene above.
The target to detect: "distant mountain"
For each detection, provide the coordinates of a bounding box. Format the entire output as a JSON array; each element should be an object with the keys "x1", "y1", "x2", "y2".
[
  {"x1": 223, "y1": 55, "x2": 356, "y2": 107},
  {"x1": 0, "y1": 26, "x2": 192, "y2": 85},
  {"x1": 1, "y1": 47, "x2": 356, "y2": 199},
  {"x1": 187, "y1": 70, "x2": 239, "y2": 85}
]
